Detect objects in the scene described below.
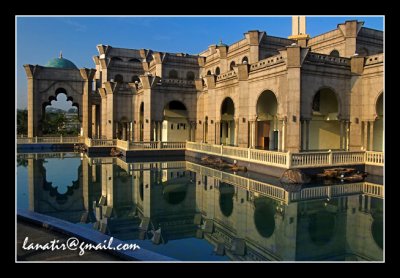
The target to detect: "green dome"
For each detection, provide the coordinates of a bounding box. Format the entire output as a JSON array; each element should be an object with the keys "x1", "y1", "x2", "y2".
[
  {"x1": 45, "y1": 56, "x2": 78, "y2": 69},
  {"x1": 217, "y1": 40, "x2": 228, "y2": 47}
]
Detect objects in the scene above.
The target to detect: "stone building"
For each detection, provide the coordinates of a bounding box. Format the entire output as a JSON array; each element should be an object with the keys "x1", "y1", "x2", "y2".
[{"x1": 24, "y1": 17, "x2": 383, "y2": 152}]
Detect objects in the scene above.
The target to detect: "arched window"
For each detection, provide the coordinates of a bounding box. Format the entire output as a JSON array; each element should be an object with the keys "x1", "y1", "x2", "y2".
[
  {"x1": 215, "y1": 67, "x2": 220, "y2": 76},
  {"x1": 114, "y1": 74, "x2": 123, "y2": 84},
  {"x1": 186, "y1": 71, "x2": 195, "y2": 81},
  {"x1": 358, "y1": 47, "x2": 369, "y2": 56},
  {"x1": 330, "y1": 50, "x2": 340, "y2": 57},
  {"x1": 229, "y1": 61, "x2": 235, "y2": 71},
  {"x1": 242, "y1": 56, "x2": 248, "y2": 64},
  {"x1": 169, "y1": 70, "x2": 178, "y2": 79},
  {"x1": 207, "y1": 70, "x2": 212, "y2": 75},
  {"x1": 131, "y1": 75, "x2": 140, "y2": 83}
]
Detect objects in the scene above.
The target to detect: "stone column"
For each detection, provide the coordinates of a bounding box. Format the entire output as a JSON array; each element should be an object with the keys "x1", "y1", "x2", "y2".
[
  {"x1": 80, "y1": 69, "x2": 96, "y2": 138},
  {"x1": 24, "y1": 65, "x2": 40, "y2": 137},
  {"x1": 363, "y1": 121, "x2": 368, "y2": 150},
  {"x1": 340, "y1": 120, "x2": 344, "y2": 150},
  {"x1": 282, "y1": 119, "x2": 287, "y2": 152},
  {"x1": 369, "y1": 120, "x2": 374, "y2": 151},
  {"x1": 278, "y1": 120, "x2": 282, "y2": 152},
  {"x1": 249, "y1": 120, "x2": 256, "y2": 148},
  {"x1": 305, "y1": 119, "x2": 310, "y2": 151},
  {"x1": 91, "y1": 105, "x2": 97, "y2": 138},
  {"x1": 300, "y1": 119, "x2": 305, "y2": 151},
  {"x1": 234, "y1": 117, "x2": 239, "y2": 146},
  {"x1": 122, "y1": 123, "x2": 127, "y2": 141},
  {"x1": 221, "y1": 122, "x2": 226, "y2": 145},
  {"x1": 82, "y1": 157, "x2": 90, "y2": 210},
  {"x1": 215, "y1": 121, "x2": 221, "y2": 145}
]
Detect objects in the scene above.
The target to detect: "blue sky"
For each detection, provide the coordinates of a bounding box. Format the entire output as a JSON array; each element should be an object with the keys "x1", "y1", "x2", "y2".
[{"x1": 16, "y1": 16, "x2": 384, "y2": 109}]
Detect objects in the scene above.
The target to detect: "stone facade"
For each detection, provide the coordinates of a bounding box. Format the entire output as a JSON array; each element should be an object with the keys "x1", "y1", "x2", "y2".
[{"x1": 24, "y1": 19, "x2": 383, "y2": 152}]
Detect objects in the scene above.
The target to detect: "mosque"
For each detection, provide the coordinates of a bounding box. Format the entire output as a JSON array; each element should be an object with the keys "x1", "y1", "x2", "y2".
[{"x1": 24, "y1": 16, "x2": 383, "y2": 152}]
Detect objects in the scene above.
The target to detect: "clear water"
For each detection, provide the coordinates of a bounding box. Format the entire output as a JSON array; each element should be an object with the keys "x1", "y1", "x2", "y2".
[{"x1": 16, "y1": 153, "x2": 383, "y2": 261}]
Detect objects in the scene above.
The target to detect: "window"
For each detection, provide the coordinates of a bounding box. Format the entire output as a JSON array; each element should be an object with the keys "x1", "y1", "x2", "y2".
[
  {"x1": 169, "y1": 70, "x2": 178, "y2": 79},
  {"x1": 186, "y1": 71, "x2": 195, "y2": 81},
  {"x1": 207, "y1": 70, "x2": 211, "y2": 75},
  {"x1": 242, "y1": 56, "x2": 248, "y2": 64},
  {"x1": 230, "y1": 61, "x2": 235, "y2": 70},
  {"x1": 330, "y1": 50, "x2": 340, "y2": 57},
  {"x1": 215, "y1": 67, "x2": 220, "y2": 75},
  {"x1": 171, "y1": 124, "x2": 174, "y2": 130}
]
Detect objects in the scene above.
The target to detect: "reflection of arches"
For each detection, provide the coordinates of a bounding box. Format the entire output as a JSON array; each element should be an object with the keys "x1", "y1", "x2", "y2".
[
  {"x1": 163, "y1": 101, "x2": 189, "y2": 142},
  {"x1": 220, "y1": 97, "x2": 235, "y2": 145},
  {"x1": 308, "y1": 211, "x2": 335, "y2": 246},
  {"x1": 256, "y1": 90, "x2": 279, "y2": 150},
  {"x1": 309, "y1": 88, "x2": 341, "y2": 150},
  {"x1": 370, "y1": 197, "x2": 383, "y2": 249},
  {"x1": 139, "y1": 102, "x2": 144, "y2": 141},
  {"x1": 219, "y1": 182, "x2": 234, "y2": 217},
  {"x1": 131, "y1": 75, "x2": 140, "y2": 83},
  {"x1": 114, "y1": 74, "x2": 123, "y2": 84},
  {"x1": 139, "y1": 172, "x2": 144, "y2": 201},
  {"x1": 253, "y1": 197, "x2": 275, "y2": 238},
  {"x1": 162, "y1": 181, "x2": 187, "y2": 205},
  {"x1": 358, "y1": 47, "x2": 369, "y2": 56},
  {"x1": 329, "y1": 50, "x2": 340, "y2": 57},
  {"x1": 129, "y1": 58, "x2": 141, "y2": 63}
]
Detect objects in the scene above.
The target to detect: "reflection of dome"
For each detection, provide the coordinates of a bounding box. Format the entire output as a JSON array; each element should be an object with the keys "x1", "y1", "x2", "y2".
[
  {"x1": 309, "y1": 211, "x2": 335, "y2": 246},
  {"x1": 45, "y1": 55, "x2": 78, "y2": 69},
  {"x1": 162, "y1": 182, "x2": 187, "y2": 205},
  {"x1": 219, "y1": 183, "x2": 234, "y2": 217},
  {"x1": 254, "y1": 197, "x2": 275, "y2": 238}
]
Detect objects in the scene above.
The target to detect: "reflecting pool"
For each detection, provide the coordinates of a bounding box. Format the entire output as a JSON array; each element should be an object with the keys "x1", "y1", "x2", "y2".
[{"x1": 16, "y1": 153, "x2": 383, "y2": 261}]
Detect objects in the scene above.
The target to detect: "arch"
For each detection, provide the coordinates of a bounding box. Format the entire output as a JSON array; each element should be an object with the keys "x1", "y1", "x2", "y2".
[
  {"x1": 111, "y1": 57, "x2": 122, "y2": 61},
  {"x1": 253, "y1": 197, "x2": 275, "y2": 238},
  {"x1": 169, "y1": 70, "x2": 178, "y2": 79},
  {"x1": 131, "y1": 75, "x2": 140, "y2": 83},
  {"x1": 255, "y1": 90, "x2": 279, "y2": 150},
  {"x1": 215, "y1": 67, "x2": 220, "y2": 76},
  {"x1": 220, "y1": 97, "x2": 235, "y2": 145},
  {"x1": 186, "y1": 71, "x2": 195, "y2": 81},
  {"x1": 329, "y1": 50, "x2": 340, "y2": 57},
  {"x1": 163, "y1": 100, "x2": 189, "y2": 142},
  {"x1": 358, "y1": 47, "x2": 369, "y2": 56},
  {"x1": 373, "y1": 92, "x2": 384, "y2": 151},
  {"x1": 242, "y1": 56, "x2": 248, "y2": 64},
  {"x1": 207, "y1": 70, "x2": 212, "y2": 75},
  {"x1": 308, "y1": 87, "x2": 341, "y2": 150},
  {"x1": 162, "y1": 179, "x2": 188, "y2": 205},
  {"x1": 114, "y1": 74, "x2": 123, "y2": 84},
  {"x1": 229, "y1": 61, "x2": 235, "y2": 71},
  {"x1": 219, "y1": 182, "x2": 234, "y2": 217}
]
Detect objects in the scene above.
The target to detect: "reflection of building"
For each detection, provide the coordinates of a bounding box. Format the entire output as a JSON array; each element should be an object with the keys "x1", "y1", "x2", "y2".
[
  {"x1": 26, "y1": 155, "x2": 383, "y2": 261},
  {"x1": 24, "y1": 17, "x2": 383, "y2": 152}
]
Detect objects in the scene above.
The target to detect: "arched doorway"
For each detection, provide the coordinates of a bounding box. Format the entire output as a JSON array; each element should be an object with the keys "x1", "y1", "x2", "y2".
[
  {"x1": 253, "y1": 197, "x2": 276, "y2": 238},
  {"x1": 139, "y1": 102, "x2": 144, "y2": 141},
  {"x1": 162, "y1": 101, "x2": 189, "y2": 142},
  {"x1": 219, "y1": 182, "x2": 235, "y2": 217},
  {"x1": 373, "y1": 93, "x2": 384, "y2": 151},
  {"x1": 256, "y1": 91, "x2": 278, "y2": 150},
  {"x1": 42, "y1": 88, "x2": 81, "y2": 136},
  {"x1": 117, "y1": 116, "x2": 130, "y2": 141},
  {"x1": 220, "y1": 98, "x2": 235, "y2": 145},
  {"x1": 309, "y1": 88, "x2": 341, "y2": 150}
]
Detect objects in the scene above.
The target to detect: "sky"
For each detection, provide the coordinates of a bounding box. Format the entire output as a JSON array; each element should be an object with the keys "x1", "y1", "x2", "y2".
[{"x1": 16, "y1": 16, "x2": 384, "y2": 110}]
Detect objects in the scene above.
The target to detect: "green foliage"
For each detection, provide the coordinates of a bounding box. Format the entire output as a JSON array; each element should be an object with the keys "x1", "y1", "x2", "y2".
[{"x1": 17, "y1": 109, "x2": 28, "y2": 135}]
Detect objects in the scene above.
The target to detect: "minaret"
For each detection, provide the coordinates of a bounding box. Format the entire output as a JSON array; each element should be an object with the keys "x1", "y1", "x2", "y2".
[{"x1": 288, "y1": 16, "x2": 309, "y2": 46}]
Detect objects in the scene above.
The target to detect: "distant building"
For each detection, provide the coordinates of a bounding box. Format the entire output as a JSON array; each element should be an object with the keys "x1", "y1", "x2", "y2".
[{"x1": 24, "y1": 17, "x2": 383, "y2": 152}]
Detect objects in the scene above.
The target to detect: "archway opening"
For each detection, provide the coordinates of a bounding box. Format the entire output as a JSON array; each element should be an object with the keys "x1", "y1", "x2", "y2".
[
  {"x1": 309, "y1": 210, "x2": 336, "y2": 246},
  {"x1": 373, "y1": 93, "x2": 384, "y2": 151},
  {"x1": 42, "y1": 88, "x2": 80, "y2": 136},
  {"x1": 254, "y1": 197, "x2": 276, "y2": 238},
  {"x1": 215, "y1": 67, "x2": 220, "y2": 76},
  {"x1": 219, "y1": 182, "x2": 234, "y2": 217},
  {"x1": 162, "y1": 171, "x2": 189, "y2": 205},
  {"x1": 329, "y1": 50, "x2": 340, "y2": 57},
  {"x1": 309, "y1": 88, "x2": 340, "y2": 150},
  {"x1": 139, "y1": 102, "x2": 144, "y2": 141},
  {"x1": 229, "y1": 61, "x2": 235, "y2": 71},
  {"x1": 242, "y1": 56, "x2": 248, "y2": 64},
  {"x1": 256, "y1": 90, "x2": 278, "y2": 150},
  {"x1": 162, "y1": 101, "x2": 189, "y2": 142},
  {"x1": 220, "y1": 97, "x2": 235, "y2": 145}
]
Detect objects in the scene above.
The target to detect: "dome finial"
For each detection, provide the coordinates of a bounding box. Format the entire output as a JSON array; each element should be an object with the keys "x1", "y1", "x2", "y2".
[
  {"x1": 59, "y1": 51, "x2": 63, "y2": 59},
  {"x1": 219, "y1": 39, "x2": 222, "y2": 45}
]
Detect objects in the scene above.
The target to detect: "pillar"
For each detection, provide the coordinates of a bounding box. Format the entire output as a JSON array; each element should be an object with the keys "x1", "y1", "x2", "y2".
[
  {"x1": 221, "y1": 122, "x2": 226, "y2": 144},
  {"x1": 345, "y1": 120, "x2": 351, "y2": 151},
  {"x1": 91, "y1": 105, "x2": 97, "y2": 138},
  {"x1": 215, "y1": 121, "x2": 221, "y2": 145},
  {"x1": 305, "y1": 119, "x2": 310, "y2": 151},
  {"x1": 234, "y1": 117, "x2": 239, "y2": 146},
  {"x1": 340, "y1": 120, "x2": 344, "y2": 150},
  {"x1": 80, "y1": 69, "x2": 96, "y2": 138},
  {"x1": 369, "y1": 121, "x2": 374, "y2": 151},
  {"x1": 122, "y1": 123, "x2": 127, "y2": 141},
  {"x1": 249, "y1": 120, "x2": 256, "y2": 148},
  {"x1": 300, "y1": 119, "x2": 305, "y2": 151},
  {"x1": 282, "y1": 119, "x2": 287, "y2": 152},
  {"x1": 363, "y1": 121, "x2": 368, "y2": 150}
]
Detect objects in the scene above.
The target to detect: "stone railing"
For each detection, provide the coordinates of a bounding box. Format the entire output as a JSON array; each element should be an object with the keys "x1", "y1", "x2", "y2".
[
  {"x1": 306, "y1": 53, "x2": 350, "y2": 66},
  {"x1": 128, "y1": 141, "x2": 186, "y2": 150},
  {"x1": 365, "y1": 151, "x2": 384, "y2": 166},
  {"x1": 364, "y1": 53, "x2": 383, "y2": 66},
  {"x1": 161, "y1": 78, "x2": 195, "y2": 87},
  {"x1": 363, "y1": 182, "x2": 384, "y2": 198},
  {"x1": 186, "y1": 142, "x2": 288, "y2": 168},
  {"x1": 17, "y1": 152, "x2": 82, "y2": 160},
  {"x1": 186, "y1": 142, "x2": 384, "y2": 168},
  {"x1": 216, "y1": 70, "x2": 237, "y2": 82},
  {"x1": 249, "y1": 55, "x2": 285, "y2": 72},
  {"x1": 116, "y1": 139, "x2": 129, "y2": 150},
  {"x1": 17, "y1": 136, "x2": 83, "y2": 144},
  {"x1": 87, "y1": 139, "x2": 117, "y2": 147}
]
